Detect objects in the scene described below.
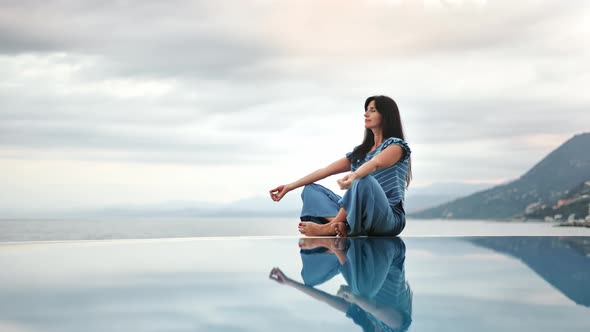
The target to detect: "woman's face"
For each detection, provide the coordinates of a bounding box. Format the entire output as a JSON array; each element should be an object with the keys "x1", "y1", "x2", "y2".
[{"x1": 364, "y1": 100, "x2": 382, "y2": 130}]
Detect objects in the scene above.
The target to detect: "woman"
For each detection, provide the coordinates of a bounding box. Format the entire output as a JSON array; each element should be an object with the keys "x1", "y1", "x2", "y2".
[
  {"x1": 269, "y1": 95, "x2": 411, "y2": 237},
  {"x1": 269, "y1": 237, "x2": 413, "y2": 332}
]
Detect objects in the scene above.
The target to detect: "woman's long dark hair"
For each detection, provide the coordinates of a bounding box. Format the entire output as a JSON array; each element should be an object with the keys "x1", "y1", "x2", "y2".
[{"x1": 351, "y1": 95, "x2": 412, "y2": 188}]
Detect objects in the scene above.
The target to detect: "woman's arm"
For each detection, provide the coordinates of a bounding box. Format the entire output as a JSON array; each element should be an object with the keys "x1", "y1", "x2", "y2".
[
  {"x1": 337, "y1": 145, "x2": 403, "y2": 190},
  {"x1": 269, "y1": 268, "x2": 350, "y2": 313},
  {"x1": 337, "y1": 286, "x2": 404, "y2": 329},
  {"x1": 270, "y1": 157, "x2": 350, "y2": 201}
]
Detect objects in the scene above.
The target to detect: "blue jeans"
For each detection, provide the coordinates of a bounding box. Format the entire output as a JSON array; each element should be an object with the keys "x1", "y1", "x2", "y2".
[{"x1": 300, "y1": 176, "x2": 406, "y2": 236}]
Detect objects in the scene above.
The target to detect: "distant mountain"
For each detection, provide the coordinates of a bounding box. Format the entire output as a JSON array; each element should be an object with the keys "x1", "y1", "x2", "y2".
[
  {"x1": 63, "y1": 191, "x2": 303, "y2": 219},
  {"x1": 405, "y1": 182, "x2": 492, "y2": 213},
  {"x1": 412, "y1": 133, "x2": 590, "y2": 219},
  {"x1": 83, "y1": 182, "x2": 493, "y2": 218}
]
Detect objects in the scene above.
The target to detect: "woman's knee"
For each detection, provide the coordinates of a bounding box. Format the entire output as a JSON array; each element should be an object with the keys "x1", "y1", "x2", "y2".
[
  {"x1": 352, "y1": 175, "x2": 379, "y2": 190},
  {"x1": 301, "y1": 183, "x2": 321, "y2": 199}
]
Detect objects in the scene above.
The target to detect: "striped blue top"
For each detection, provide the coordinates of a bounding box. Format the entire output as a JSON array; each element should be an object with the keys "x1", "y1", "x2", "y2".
[{"x1": 346, "y1": 137, "x2": 411, "y2": 208}]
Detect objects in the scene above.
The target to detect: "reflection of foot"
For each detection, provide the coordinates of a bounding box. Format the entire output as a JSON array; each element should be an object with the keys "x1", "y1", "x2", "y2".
[
  {"x1": 335, "y1": 222, "x2": 349, "y2": 237},
  {"x1": 298, "y1": 237, "x2": 335, "y2": 249},
  {"x1": 332, "y1": 237, "x2": 348, "y2": 251},
  {"x1": 299, "y1": 222, "x2": 337, "y2": 236},
  {"x1": 298, "y1": 237, "x2": 348, "y2": 251}
]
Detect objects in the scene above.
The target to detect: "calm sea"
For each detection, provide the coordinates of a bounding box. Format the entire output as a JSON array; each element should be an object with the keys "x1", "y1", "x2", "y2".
[{"x1": 1, "y1": 217, "x2": 589, "y2": 242}]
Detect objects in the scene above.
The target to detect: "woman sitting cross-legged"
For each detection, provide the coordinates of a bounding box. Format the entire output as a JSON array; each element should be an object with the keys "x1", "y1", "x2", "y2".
[{"x1": 269, "y1": 95, "x2": 412, "y2": 237}]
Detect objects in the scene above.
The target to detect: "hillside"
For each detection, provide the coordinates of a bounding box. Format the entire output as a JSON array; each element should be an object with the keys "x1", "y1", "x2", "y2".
[
  {"x1": 412, "y1": 133, "x2": 590, "y2": 219},
  {"x1": 404, "y1": 182, "x2": 492, "y2": 213},
  {"x1": 525, "y1": 180, "x2": 590, "y2": 221}
]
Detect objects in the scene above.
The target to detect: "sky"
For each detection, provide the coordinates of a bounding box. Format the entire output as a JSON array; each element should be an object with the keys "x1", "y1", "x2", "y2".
[{"x1": 1, "y1": 0, "x2": 589, "y2": 212}]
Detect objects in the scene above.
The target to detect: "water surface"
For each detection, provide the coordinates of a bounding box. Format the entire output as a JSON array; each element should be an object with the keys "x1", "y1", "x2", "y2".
[
  {"x1": 1, "y1": 236, "x2": 589, "y2": 331},
  {"x1": 1, "y1": 217, "x2": 589, "y2": 242}
]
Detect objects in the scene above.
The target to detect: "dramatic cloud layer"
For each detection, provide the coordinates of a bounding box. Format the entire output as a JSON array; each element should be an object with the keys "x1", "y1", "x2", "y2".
[{"x1": 1, "y1": 0, "x2": 589, "y2": 210}]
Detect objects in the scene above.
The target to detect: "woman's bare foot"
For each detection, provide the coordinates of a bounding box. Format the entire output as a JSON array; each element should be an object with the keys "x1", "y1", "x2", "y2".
[
  {"x1": 299, "y1": 222, "x2": 337, "y2": 236},
  {"x1": 334, "y1": 222, "x2": 349, "y2": 237}
]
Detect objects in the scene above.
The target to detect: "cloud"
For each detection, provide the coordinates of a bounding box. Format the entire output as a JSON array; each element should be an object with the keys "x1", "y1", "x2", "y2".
[
  {"x1": 0, "y1": 0, "x2": 281, "y2": 80},
  {"x1": 0, "y1": 0, "x2": 589, "y2": 207}
]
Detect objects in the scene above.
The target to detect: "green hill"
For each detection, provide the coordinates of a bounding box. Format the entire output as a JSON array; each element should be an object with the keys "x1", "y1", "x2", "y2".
[
  {"x1": 411, "y1": 133, "x2": 590, "y2": 219},
  {"x1": 525, "y1": 180, "x2": 590, "y2": 221}
]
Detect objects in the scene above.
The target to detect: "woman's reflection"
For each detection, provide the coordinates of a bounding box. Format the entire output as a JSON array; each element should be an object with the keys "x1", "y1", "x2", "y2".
[{"x1": 269, "y1": 237, "x2": 412, "y2": 332}]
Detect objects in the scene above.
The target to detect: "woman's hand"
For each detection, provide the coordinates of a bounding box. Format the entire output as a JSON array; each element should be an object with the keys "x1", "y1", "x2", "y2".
[
  {"x1": 336, "y1": 285, "x2": 357, "y2": 302},
  {"x1": 269, "y1": 184, "x2": 291, "y2": 202},
  {"x1": 269, "y1": 267, "x2": 291, "y2": 285},
  {"x1": 337, "y1": 172, "x2": 358, "y2": 190}
]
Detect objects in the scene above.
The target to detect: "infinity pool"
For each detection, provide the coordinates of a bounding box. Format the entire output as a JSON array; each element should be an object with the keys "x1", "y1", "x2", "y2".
[{"x1": 1, "y1": 236, "x2": 589, "y2": 331}]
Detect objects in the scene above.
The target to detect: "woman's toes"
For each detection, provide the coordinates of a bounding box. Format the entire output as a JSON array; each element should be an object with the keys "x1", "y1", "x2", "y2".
[{"x1": 334, "y1": 222, "x2": 348, "y2": 238}]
